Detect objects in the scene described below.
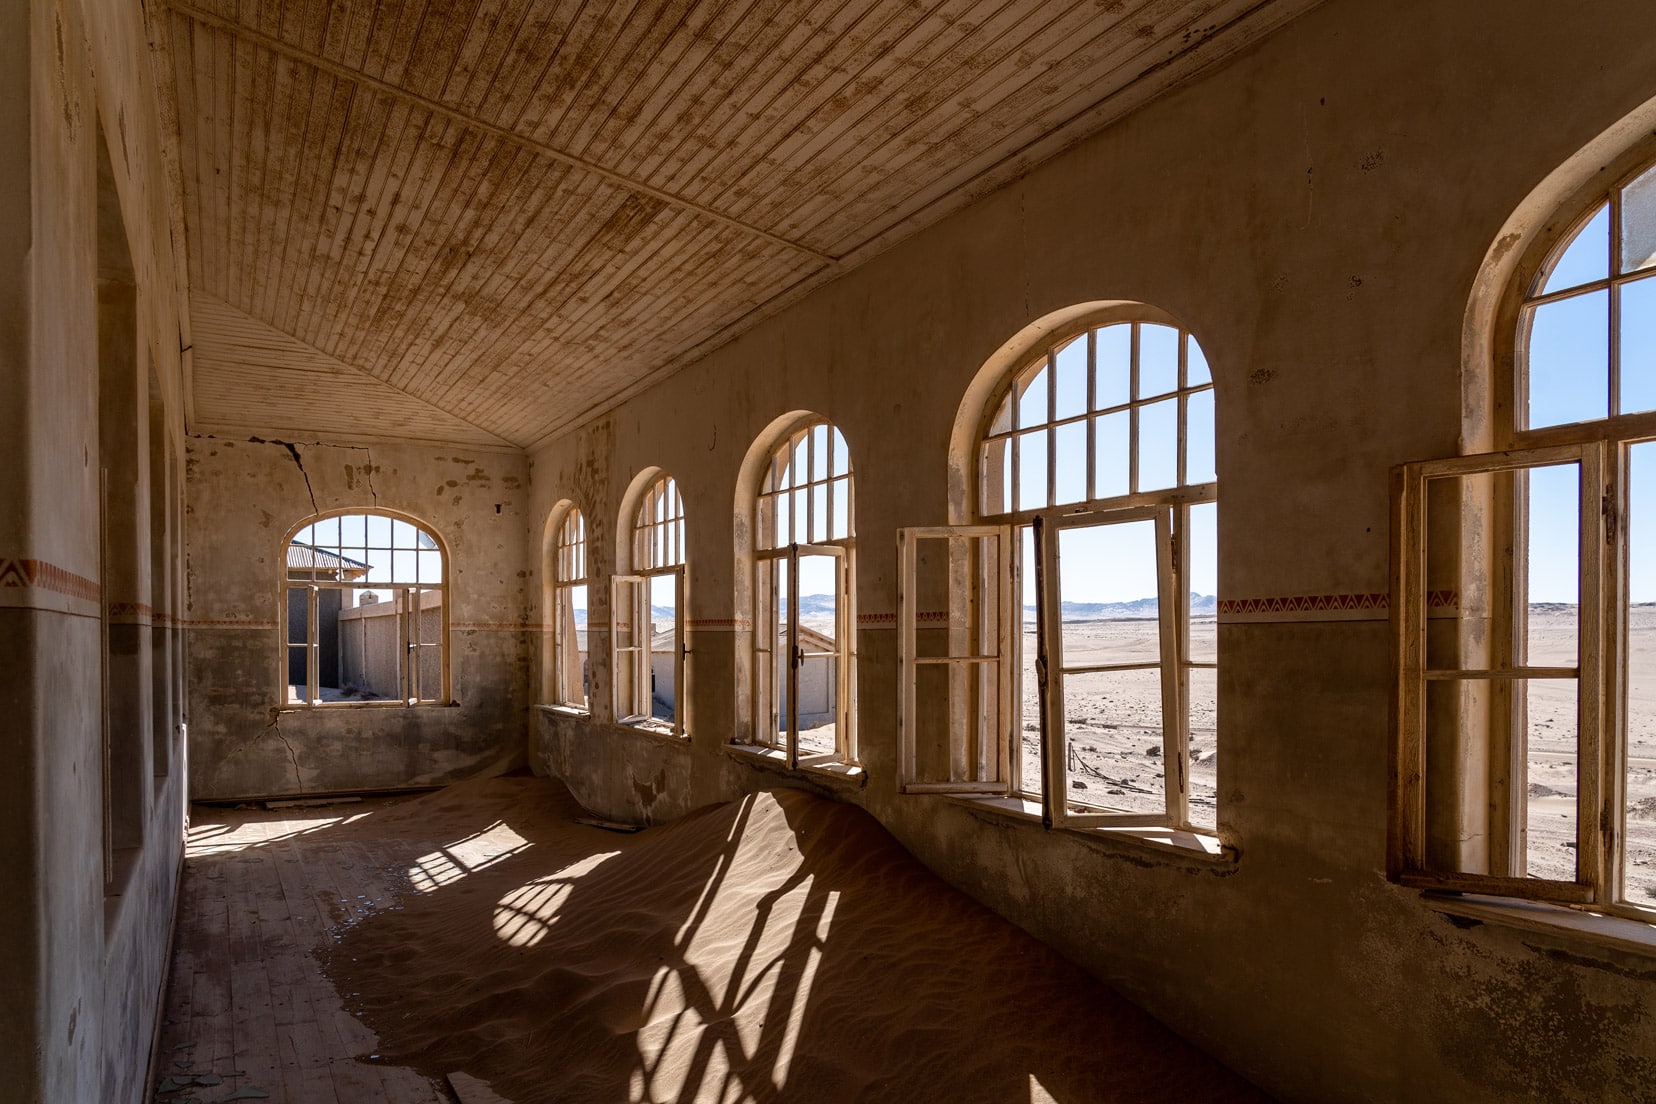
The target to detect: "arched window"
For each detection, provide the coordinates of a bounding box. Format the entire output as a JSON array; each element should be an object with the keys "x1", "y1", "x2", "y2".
[
  {"x1": 899, "y1": 308, "x2": 1218, "y2": 835},
  {"x1": 543, "y1": 503, "x2": 589, "y2": 710},
  {"x1": 1395, "y1": 153, "x2": 1656, "y2": 917},
  {"x1": 750, "y1": 417, "x2": 856, "y2": 767},
  {"x1": 283, "y1": 511, "x2": 448, "y2": 706},
  {"x1": 615, "y1": 472, "x2": 686, "y2": 735}
]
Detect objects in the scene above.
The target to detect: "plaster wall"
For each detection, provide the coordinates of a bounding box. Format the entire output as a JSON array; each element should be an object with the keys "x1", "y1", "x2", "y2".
[
  {"x1": 0, "y1": 0, "x2": 192, "y2": 1101},
  {"x1": 526, "y1": 2, "x2": 1656, "y2": 1101},
  {"x1": 185, "y1": 439, "x2": 533, "y2": 799}
]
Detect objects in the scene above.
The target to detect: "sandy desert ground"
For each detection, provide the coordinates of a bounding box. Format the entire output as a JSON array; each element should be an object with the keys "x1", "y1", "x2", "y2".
[
  {"x1": 315, "y1": 777, "x2": 1271, "y2": 1104},
  {"x1": 1020, "y1": 608, "x2": 1656, "y2": 904}
]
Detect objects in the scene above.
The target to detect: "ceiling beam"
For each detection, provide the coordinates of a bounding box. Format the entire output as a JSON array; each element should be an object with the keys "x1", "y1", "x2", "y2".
[{"x1": 163, "y1": 0, "x2": 841, "y2": 267}]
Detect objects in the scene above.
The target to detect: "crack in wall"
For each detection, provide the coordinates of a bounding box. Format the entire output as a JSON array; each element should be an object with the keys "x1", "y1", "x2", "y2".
[
  {"x1": 263, "y1": 712, "x2": 306, "y2": 794},
  {"x1": 275, "y1": 440, "x2": 318, "y2": 514}
]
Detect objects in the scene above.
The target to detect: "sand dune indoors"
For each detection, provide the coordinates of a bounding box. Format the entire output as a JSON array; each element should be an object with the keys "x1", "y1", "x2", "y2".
[{"x1": 312, "y1": 777, "x2": 1270, "y2": 1104}]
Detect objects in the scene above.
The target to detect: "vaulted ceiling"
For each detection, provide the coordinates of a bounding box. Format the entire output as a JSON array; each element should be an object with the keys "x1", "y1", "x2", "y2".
[{"x1": 157, "y1": 0, "x2": 1316, "y2": 450}]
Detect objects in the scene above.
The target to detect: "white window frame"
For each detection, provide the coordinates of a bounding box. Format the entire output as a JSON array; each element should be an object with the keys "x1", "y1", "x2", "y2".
[
  {"x1": 905, "y1": 311, "x2": 1218, "y2": 835},
  {"x1": 280, "y1": 511, "x2": 449, "y2": 708},
  {"x1": 615, "y1": 473, "x2": 687, "y2": 737},
  {"x1": 750, "y1": 418, "x2": 858, "y2": 767},
  {"x1": 548, "y1": 507, "x2": 589, "y2": 711},
  {"x1": 896, "y1": 525, "x2": 1017, "y2": 794}
]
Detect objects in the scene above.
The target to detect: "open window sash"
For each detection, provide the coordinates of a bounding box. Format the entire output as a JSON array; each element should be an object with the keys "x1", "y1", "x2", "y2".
[
  {"x1": 897, "y1": 525, "x2": 1016, "y2": 794},
  {"x1": 784, "y1": 543, "x2": 846, "y2": 769},
  {"x1": 652, "y1": 566, "x2": 686, "y2": 738},
  {"x1": 403, "y1": 586, "x2": 443, "y2": 703},
  {"x1": 1391, "y1": 442, "x2": 1605, "y2": 903},
  {"x1": 611, "y1": 574, "x2": 650, "y2": 723},
  {"x1": 1038, "y1": 506, "x2": 1180, "y2": 830}
]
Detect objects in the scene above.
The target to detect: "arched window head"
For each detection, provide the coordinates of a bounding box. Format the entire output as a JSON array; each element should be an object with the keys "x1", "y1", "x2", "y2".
[
  {"x1": 900, "y1": 307, "x2": 1219, "y2": 844},
  {"x1": 1521, "y1": 161, "x2": 1656, "y2": 430},
  {"x1": 615, "y1": 472, "x2": 686, "y2": 735},
  {"x1": 748, "y1": 417, "x2": 856, "y2": 768},
  {"x1": 979, "y1": 319, "x2": 1215, "y2": 517},
  {"x1": 283, "y1": 511, "x2": 448, "y2": 706},
  {"x1": 543, "y1": 503, "x2": 588, "y2": 710}
]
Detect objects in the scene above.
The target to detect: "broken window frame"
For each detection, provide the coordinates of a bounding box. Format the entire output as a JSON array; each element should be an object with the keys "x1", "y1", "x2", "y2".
[
  {"x1": 549, "y1": 507, "x2": 589, "y2": 711},
  {"x1": 751, "y1": 418, "x2": 858, "y2": 767},
  {"x1": 280, "y1": 510, "x2": 449, "y2": 708},
  {"x1": 616, "y1": 473, "x2": 687, "y2": 737}
]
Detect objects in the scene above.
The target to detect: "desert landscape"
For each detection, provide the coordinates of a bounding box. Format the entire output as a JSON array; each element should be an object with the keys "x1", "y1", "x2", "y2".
[{"x1": 1015, "y1": 605, "x2": 1656, "y2": 903}]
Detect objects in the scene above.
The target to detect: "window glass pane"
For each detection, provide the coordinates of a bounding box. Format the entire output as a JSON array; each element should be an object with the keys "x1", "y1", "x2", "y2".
[
  {"x1": 811, "y1": 423, "x2": 829, "y2": 481},
  {"x1": 1188, "y1": 502, "x2": 1218, "y2": 664},
  {"x1": 1524, "y1": 463, "x2": 1578, "y2": 669},
  {"x1": 1095, "y1": 324, "x2": 1131, "y2": 409},
  {"x1": 791, "y1": 488, "x2": 809, "y2": 546},
  {"x1": 773, "y1": 489, "x2": 791, "y2": 546},
  {"x1": 831, "y1": 477, "x2": 850, "y2": 540},
  {"x1": 1016, "y1": 428, "x2": 1048, "y2": 511},
  {"x1": 1053, "y1": 420, "x2": 1086, "y2": 505},
  {"x1": 391, "y1": 519, "x2": 417, "y2": 549},
  {"x1": 989, "y1": 395, "x2": 1012, "y2": 436},
  {"x1": 980, "y1": 438, "x2": 1011, "y2": 516},
  {"x1": 1626, "y1": 442, "x2": 1656, "y2": 907},
  {"x1": 417, "y1": 550, "x2": 443, "y2": 585},
  {"x1": 1137, "y1": 399, "x2": 1179, "y2": 492},
  {"x1": 1053, "y1": 336, "x2": 1087, "y2": 420},
  {"x1": 649, "y1": 574, "x2": 678, "y2": 723},
  {"x1": 1188, "y1": 667, "x2": 1218, "y2": 831},
  {"x1": 1621, "y1": 166, "x2": 1656, "y2": 275},
  {"x1": 1139, "y1": 324, "x2": 1179, "y2": 398},
  {"x1": 1619, "y1": 275, "x2": 1656, "y2": 415},
  {"x1": 1092, "y1": 411, "x2": 1129, "y2": 500},
  {"x1": 340, "y1": 515, "x2": 366, "y2": 545},
  {"x1": 1187, "y1": 336, "x2": 1212, "y2": 386},
  {"x1": 392, "y1": 550, "x2": 416, "y2": 584},
  {"x1": 1185, "y1": 389, "x2": 1216, "y2": 486},
  {"x1": 1543, "y1": 203, "x2": 1608, "y2": 293},
  {"x1": 1526, "y1": 291, "x2": 1609, "y2": 428},
  {"x1": 1059, "y1": 669, "x2": 1166, "y2": 817},
  {"x1": 1018, "y1": 366, "x2": 1049, "y2": 430},
  {"x1": 812, "y1": 481, "x2": 829, "y2": 543},
  {"x1": 1524, "y1": 678, "x2": 1579, "y2": 882},
  {"x1": 1057, "y1": 521, "x2": 1162, "y2": 666}
]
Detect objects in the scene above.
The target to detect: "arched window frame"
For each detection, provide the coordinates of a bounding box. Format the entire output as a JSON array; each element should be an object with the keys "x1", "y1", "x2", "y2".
[
  {"x1": 280, "y1": 509, "x2": 449, "y2": 707},
  {"x1": 747, "y1": 416, "x2": 858, "y2": 769},
  {"x1": 899, "y1": 304, "x2": 1220, "y2": 838},
  {"x1": 615, "y1": 471, "x2": 687, "y2": 736},
  {"x1": 542, "y1": 501, "x2": 589, "y2": 711},
  {"x1": 1394, "y1": 145, "x2": 1656, "y2": 922}
]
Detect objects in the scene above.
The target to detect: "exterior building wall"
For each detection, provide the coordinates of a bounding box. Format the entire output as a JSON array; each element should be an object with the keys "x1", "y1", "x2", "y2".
[{"x1": 526, "y1": 3, "x2": 1656, "y2": 1101}]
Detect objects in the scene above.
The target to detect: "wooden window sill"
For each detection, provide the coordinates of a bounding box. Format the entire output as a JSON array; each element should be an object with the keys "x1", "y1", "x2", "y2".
[
  {"x1": 1422, "y1": 892, "x2": 1656, "y2": 959},
  {"x1": 723, "y1": 743, "x2": 868, "y2": 790},
  {"x1": 944, "y1": 793, "x2": 1237, "y2": 866}
]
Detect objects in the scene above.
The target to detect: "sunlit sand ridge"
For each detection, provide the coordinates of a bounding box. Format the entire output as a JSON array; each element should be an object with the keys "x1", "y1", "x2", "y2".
[{"x1": 319, "y1": 777, "x2": 1271, "y2": 1104}]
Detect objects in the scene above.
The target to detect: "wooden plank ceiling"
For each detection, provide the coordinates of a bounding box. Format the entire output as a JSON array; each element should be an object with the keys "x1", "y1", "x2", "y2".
[{"x1": 159, "y1": 0, "x2": 1317, "y2": 450}]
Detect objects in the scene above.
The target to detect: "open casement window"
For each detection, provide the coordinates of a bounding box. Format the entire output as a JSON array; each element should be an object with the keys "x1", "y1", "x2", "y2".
[
  {"x1": 756, "y1": 543, "x2": 849, "y2": 768},
  {"x1": 1392, "y1": 444, "x2": 1611, "y2": 905},
  {"x1": 1036, "y1": 507, "x2": 1186, "y2": 829},
  {"x1": 611, "y1": 568, "x2": 685, "y2": 737},
  {"x1": 283, "y1": 512, "x2": 448, "y2": 706},
  {"x1": 897, "y1": 525, "x2": 1017, "y2": 794},
  {"x1": 751, "y1": 418, "x2": 858, "y2": 766}
]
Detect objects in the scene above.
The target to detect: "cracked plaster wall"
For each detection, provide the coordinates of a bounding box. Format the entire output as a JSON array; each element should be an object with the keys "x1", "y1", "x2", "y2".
[{"x1": 185, "y1": 438, "x2": 533, "y2": 799}]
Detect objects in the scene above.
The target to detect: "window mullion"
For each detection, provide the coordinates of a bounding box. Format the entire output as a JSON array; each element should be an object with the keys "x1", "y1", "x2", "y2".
[
  {"x1": 307, "y1": 585, "x2": 319, "y2": 707},
  {"x1": 1155, "y1": 508, "x2": 1187, "y2": 826},
  {"x1": 1035, "y1": 514, "x2": 1062, "y2": 827},
  {"x1": 1577, "y1": 444, "x2": 1607, "y2": 899}
]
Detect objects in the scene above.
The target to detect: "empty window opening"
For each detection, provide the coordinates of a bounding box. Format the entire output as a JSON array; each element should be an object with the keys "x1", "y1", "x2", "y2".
[
  {"x1": 752, "y1": 418, "x2": 857, "y2": 768},
  {"x1": 903, "y1": 314, "x2": 1219, "y2": 834},
  {"x1": 284, "y1": 512, "x2": 448, "y2": 706},
  {"x1": 615, "y1": 473, "x2": 686, "y2": 735}
]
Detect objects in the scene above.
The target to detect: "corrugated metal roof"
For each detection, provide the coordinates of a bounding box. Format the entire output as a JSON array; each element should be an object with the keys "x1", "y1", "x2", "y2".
[{"x1": 287, "y1": 543, "x2": 371, "y2": 579}]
